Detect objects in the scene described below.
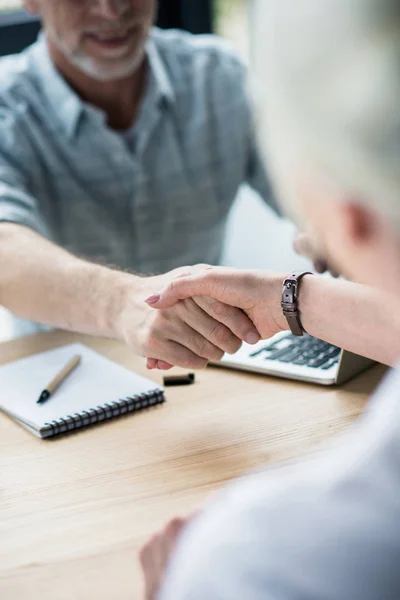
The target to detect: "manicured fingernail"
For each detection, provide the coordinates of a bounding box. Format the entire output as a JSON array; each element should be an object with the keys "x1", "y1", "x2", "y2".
[
  {"x1": 145, "y1": 294, "x2": 161, "y2": 305},
  {"x1": 245, "y1": 331, "x2": 260, "y2": 345}
]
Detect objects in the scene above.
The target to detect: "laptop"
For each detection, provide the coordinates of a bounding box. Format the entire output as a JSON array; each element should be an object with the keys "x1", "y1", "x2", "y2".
[{"x1": 212, "y1": 332, "x2": 375, "y2": 386}]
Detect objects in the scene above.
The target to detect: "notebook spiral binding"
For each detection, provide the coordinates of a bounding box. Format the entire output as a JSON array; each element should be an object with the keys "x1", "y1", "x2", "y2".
[{"x1": 42, "y1": 389, "x2": 165, "y2": 438}]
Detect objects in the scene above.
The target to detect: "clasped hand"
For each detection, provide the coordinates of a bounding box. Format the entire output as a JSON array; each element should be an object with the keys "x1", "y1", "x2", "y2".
[
  {"x1": 141, "y1": 267, "x2": 286, "y2": 370},
  {"x1": 118, "y1": 265, "x2": 264, "y2": 371}
]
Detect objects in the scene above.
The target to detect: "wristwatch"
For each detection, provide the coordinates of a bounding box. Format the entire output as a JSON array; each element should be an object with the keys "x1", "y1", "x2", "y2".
[{"x1": 281, "y1": 272, "x2": 313, "y2": 336}]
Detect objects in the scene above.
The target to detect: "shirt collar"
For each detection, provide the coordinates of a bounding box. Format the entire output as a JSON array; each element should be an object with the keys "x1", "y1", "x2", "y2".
[
  {"x1": 145, "y1": 31, "x2": 176, "y2": 108},
  {"x1": 28, "y1": 28, "x2": 176, "y2": 140},
  {"x1": 28, "y1": 34, "x2": 83, "y2": 139}
]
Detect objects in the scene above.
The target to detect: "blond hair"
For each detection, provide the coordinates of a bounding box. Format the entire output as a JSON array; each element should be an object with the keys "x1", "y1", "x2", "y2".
[{"x1": 253, "y1": 0, "x2": 400, "y2": 227}]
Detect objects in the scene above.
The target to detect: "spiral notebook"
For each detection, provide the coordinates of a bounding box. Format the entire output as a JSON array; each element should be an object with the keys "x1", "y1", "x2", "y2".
[{"x1": 0, "y1": 343, "x2": 165, "y2": 439}]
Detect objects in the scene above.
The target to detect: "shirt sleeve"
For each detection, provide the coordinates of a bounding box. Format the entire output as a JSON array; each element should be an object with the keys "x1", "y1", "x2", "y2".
[
  {"x1": 0, "y1": 106, "x2": 50, "y2": 238},
  {"x1": 159, "y1": 370, "x2": 400, "y2": 600}
]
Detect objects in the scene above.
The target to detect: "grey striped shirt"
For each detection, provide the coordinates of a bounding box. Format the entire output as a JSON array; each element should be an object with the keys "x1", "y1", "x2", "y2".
[{"x1": 0, "y1": 28, "x2": 276, "y2": 274}]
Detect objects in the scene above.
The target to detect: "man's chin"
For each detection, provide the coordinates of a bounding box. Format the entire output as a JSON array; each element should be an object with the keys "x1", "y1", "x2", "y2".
[
  {"x1": 68, "y1": 51, "x2": 146, "y2": 82},
  {"x1": 48, "y1": 29, "x2": 147, "y2": 82}
]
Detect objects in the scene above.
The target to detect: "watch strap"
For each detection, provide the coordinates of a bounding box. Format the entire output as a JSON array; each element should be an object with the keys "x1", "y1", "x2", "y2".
[{"x1": 281, "y1": 272, "x2": 313, "y2": 336}]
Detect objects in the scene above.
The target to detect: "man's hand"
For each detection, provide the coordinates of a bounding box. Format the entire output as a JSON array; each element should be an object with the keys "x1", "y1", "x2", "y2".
[
  {"x1": 117, "y1": 266, "x2": 261, "y2": 371},
  {"x1": 0, "y1": 227, "x2": 260, "y2": 371},
  {"x1": 144, "y1": 268, "x2": 288, "y2": 343},
  {"x1": 140, "y1": 515, "x2": 193, "y2": 600}
]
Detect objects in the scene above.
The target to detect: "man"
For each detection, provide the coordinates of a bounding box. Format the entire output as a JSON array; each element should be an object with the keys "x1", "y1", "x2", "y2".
[
  {"x1": 0, "y1": 0, "x2": 398, "y2": 371},
  {"x1": 0, "y1": 0, "x2": 271, "y2": 367},
  {"x1": 140, "y1": 0, "x2": 400, "y2": 598}
]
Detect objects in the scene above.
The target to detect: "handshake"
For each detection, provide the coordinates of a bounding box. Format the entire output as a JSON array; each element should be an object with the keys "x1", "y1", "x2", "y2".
[
  {"x1": 116, "y1": 234, "x2": 335, "y2": 371},
  {"x1": 118, "y1": 265, "x2": 291, "y2": 371}
]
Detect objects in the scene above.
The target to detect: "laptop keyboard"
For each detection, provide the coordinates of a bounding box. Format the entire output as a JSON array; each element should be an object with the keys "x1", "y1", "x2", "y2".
[{"x1": 250, "y1": 334, "x2": 341, "y2": 370}]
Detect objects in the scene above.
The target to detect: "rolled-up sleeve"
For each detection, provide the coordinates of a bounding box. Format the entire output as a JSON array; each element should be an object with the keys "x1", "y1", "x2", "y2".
[{"x1": 0, "y1": 107, "x2": 50, "y2": 238}]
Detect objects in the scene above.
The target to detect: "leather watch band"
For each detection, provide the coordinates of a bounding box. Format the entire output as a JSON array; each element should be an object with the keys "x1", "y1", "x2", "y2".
[{"x1": 281, "y1": 272, "x2": 313, "y2": 336}]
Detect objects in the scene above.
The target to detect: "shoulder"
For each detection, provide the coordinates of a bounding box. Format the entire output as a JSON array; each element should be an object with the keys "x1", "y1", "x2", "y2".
[
  {"x1": 0, "y1": 44, "x2": 38, "y2": 135},
  {"x1": 150, "y1": 27, "x2": 247, "y2": 87},
  {"x1": 0, "y1": 45, "x2": 35, "y2": 103},
  {"x1": 151, "y1": 26, "x2": 243, "y2": 64},
  {"x1": 0, "y1": 43, "x2": 43, "y2": 150},
  {"x1": 0, "y1": 40, "x2": 43, "y2": 136}
]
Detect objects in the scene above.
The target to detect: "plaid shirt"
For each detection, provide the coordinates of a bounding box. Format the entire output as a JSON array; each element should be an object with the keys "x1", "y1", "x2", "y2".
[{"x1": 0, "y1": 28, "x2": 277, "y2": 274}]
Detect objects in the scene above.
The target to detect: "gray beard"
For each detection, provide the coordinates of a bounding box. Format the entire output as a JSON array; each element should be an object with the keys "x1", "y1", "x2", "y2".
[{"x1": 48, "y1": 30, "x2": 147, "y2": 82}]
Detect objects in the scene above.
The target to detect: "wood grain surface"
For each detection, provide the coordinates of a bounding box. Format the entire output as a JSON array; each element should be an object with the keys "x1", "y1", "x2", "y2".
[{"x1": 0, "y1": 331, "x2": 387, "y2": 599}]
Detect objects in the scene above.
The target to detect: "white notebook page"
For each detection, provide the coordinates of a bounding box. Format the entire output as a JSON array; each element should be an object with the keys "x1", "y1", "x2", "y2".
[{"x1": 0, "y1": 343, "x2": 162, "y2": 431}]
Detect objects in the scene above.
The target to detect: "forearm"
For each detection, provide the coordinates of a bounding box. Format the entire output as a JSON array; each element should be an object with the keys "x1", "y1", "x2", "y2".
[
  {"x1": 297, "y1": 276, "x2": 398, "y2": 366},
  {"x1": 0, "y1": 224, "x2": 134, "y2": 339}
]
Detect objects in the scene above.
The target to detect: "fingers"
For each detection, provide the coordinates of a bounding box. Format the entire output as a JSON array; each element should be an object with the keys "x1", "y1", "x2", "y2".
[
  {"x1": 145, "y1": 337, "x2": 209, "y2": 370},
  {"x1": 160, "y1": 518, "x2": 186, "y2": 570},
  {"x1": 147, "y1": 358, "x2": 174, "y2": 371},
  {"x1": 179, "y1": 298, "x2": 241, "y2": 355},
  {"x1": 157, "y1": 361, "x2": 174, "y2": 370},
  {"x1": 144, "y1": 301, "x2": 236, "y2": 366},
  {"x1": 146, "y1": 358, "x2": 158, "y2": 370},
  {"x1": 194, "y1": 296, "x2": 260, "y2": 347},
  {"x1": 171, "y1": 320, "x2": 225, "y2": 363},
  {"x1": 139, "y1": 516, "x2": 189, "y2": 600},
  {"x1": 141, "y1": 269, "x2": 291, "y2": 367},
  {"x1": 144, "y1": 272, "x2": 224, "y2": 309},
  {"x1": 140, "y1": 533, "x2": 164, "y2": 600},
  {"x1": 145, "y1": 268, "x2": 253, "y2": 310},
  {"x1": 142, "y1": 280, "x2": 261, "y2": 369}
]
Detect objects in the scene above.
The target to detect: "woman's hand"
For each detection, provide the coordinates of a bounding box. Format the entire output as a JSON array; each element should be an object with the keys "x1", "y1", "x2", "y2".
[{"x1": 145, "y1": 268, "x2": 288, "y2": 343}]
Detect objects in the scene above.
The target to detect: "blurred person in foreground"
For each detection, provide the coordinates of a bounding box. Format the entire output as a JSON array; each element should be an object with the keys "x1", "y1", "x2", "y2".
[
  {"x1": 0, "y1": 1, "x2": 399, "y2": 372},
  {"x1": 140, "y1": 0, "x2": 400, "y2": 598}
]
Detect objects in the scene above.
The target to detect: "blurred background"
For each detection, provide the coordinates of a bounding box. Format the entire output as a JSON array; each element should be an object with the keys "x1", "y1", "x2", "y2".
[{"x1": 0, "y1": 0, "x2": 310, "y2": 340}]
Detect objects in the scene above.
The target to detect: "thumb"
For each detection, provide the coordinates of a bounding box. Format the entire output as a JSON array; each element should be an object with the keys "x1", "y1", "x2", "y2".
[
  {"x1": 144, "y1": 275, "x2": 204, "y2": 309},
  {"x1": 144, "y1": 270, "x2": 239, "y2": 309}
]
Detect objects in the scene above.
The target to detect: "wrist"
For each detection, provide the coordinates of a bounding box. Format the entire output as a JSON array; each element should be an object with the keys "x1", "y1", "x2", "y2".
[
  {"x1": 112, "y1": 273, "x2": 163, "y2": 345},
  {"x1": 103, "y1": 270, "x2": 140, "y2": 341},
  {"x1": 257, "y1": 271, "x2": 289, "y2": 336},
  {"x1": 296, "y1": 272, "x2": 316, "y2": 335},
  {"x1": 272, "y1": 273, "x2": 290, "y2": 332}
]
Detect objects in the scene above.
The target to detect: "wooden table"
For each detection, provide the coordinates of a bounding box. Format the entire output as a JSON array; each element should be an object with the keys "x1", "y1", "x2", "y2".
[{"x1": 0, "y1": 331, "x2": 387, "y2": 599}]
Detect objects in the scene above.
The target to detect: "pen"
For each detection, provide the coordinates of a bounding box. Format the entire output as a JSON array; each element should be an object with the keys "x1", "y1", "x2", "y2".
[{"x1": 37, "y1": 355, "x2": 81, "y2": 404}]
